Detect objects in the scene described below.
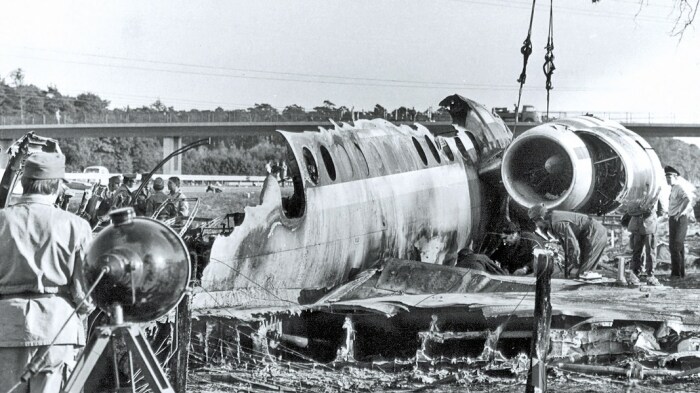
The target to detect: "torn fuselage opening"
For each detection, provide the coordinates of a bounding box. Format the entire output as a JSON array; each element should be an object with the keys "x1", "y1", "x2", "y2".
[{"x1": 282, "y1": 145, "x2": 307, "y2": 219}]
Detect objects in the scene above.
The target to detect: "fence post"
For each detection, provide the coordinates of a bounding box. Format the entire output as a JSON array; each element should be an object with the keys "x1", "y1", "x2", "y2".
[{"x1": 526, "y1": 248, "x2": 553, "y2": 393}]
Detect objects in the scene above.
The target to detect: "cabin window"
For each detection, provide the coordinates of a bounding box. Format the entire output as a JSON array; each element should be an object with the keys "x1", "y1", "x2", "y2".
[
  {"x1": 439, "y1": 139, "x2": 455, "y2": 161},
  {"x1": 412, "y1": 137, "x2": 428, "y2": 166},
  {"x1": 320, "y1": 145, "x2": 336, "y2": 181},
  {"x1": 455, "y1": 137, "x2": 469, "y2": 160},
  {"x1": 335, "y1": 144, "x2": 354, "y2": 178},
  {"x1": 352, "y1": 142, "x2": 370, "y2": 177},
  {"x1": 424, "y1": 135, "x2": 441, "y2": 163},
  {"x1": 302, "y1": 147, "x2": 319, "y2": 185}
]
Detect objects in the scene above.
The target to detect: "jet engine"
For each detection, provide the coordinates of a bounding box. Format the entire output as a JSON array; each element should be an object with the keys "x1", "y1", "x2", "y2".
[
  {"x1": 502, "y1": 116, "x2": 664, "y2": 215},
  {"x1": 84, "y1": 208, "x2": 191, "y2": 322}
]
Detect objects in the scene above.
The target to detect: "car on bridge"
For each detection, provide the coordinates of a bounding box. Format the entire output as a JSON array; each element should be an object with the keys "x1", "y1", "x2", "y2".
[{"x1": 84, "y1": 165, "x2": 109, "y2": 175}]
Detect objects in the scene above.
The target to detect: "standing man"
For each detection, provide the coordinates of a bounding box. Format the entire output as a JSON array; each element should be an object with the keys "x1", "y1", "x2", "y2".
[
  {"x1": 281, "y1": 161, "x2": 288, "y2": 187},
  {"x1": 132, "y1": 174, "x2": 151, "y2": 216},
  {"x1": 528, "y1": 204, "x2": 608, "y2": 279},
  {"x1": 111, "y1": 173, "x2": 136, "y2": 209},
  {"x1": 666, "y1": 166, "x2": 694, "y2": 279},
  {"x1": 624, "y1": 201, "x2": 663, "y2": 286},
  {"x1": 0, "y1": 152, "x2": 93, "y2": 392},
  {"x1": 91, "y1": 175, "x2": 121, "y2": 227},
  {"x1": 145, "y1": 177, "x2": 169, "y2": 218},
  {"x1": 167, "y1": 176, "x2": 190, "y2": 218}
]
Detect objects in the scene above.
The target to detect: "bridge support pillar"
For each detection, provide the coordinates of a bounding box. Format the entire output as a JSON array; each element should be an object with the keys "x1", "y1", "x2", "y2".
[
  {"x1": 0, "y1": 139, "x2": 14, "y2": 170},
  {"x1": 162, "y1": 136, "x2": 182, "y2": 174}
]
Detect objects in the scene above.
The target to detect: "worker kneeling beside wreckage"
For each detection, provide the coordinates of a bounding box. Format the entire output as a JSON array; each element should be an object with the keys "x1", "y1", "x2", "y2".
[
  {"x1": 456, "y1": 221, "x2": 546, "y2": 276},
  {"x1": 457, "y1": 204, "x2": 610, "y2": 280}
]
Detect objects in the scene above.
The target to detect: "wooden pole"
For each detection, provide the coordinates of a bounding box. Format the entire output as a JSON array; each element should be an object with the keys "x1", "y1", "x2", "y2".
[
  {"x1": 526, "y1": 248, "x2": 553, "y2": 393},
  {"x1": 169, "y1": 261, "x2": 196, "y2": 393}
]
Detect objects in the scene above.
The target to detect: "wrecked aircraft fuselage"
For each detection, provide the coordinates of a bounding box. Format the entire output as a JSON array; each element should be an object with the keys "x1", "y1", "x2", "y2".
[
  {"x1": 199, "y1": 95, "x2": 665, "y2": 311},
  {"x1": 201, "y1": 115, "x2": 504, "y2": 308}
]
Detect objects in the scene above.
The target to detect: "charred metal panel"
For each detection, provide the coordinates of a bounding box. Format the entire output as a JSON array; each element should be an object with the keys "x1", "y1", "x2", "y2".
[
  {"x1": 439, "y1": 94, "x2": 512, "y2": 156},
  {"x1": 200, "y1": 120, "x2": 481, "y2": 309}
]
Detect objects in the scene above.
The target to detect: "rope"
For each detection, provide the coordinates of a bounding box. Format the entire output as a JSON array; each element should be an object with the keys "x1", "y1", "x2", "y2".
[
  {"x1": 514, "y1": 0, "x2": 538, "y2": 134},
  {"x1": 543, "y1": 0, "x2": 556, "y2": 120}
]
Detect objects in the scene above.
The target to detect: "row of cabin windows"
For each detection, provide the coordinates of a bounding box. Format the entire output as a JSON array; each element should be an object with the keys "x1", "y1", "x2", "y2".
[
  {"x1": 301, "y1": 133, "x2": 476, "y2": 185},
  {"x1": 412, "y1": 134, "x2": 476, "y2": 167}
]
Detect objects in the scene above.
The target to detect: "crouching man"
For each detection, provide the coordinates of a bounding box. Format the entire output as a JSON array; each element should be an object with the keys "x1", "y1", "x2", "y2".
[
  {"x1": 489, "y1": 222, "x2": 545, "y2": 276},
  {"x1": 528, "y1": 203, "x2": 608, "y2": 279}
]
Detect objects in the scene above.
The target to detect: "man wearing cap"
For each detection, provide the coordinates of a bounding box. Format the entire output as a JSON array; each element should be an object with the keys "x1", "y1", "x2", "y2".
[
  {"x1": 90, "y1": 175, "x2": 121, "y2": 226},
  {"x1": 489, "y1": 222, "x2": 544, "y2": 276},
  {"x1": 167, "y1": 176, "x2": 190, "y2": 218},
  {"x1": 111, "y1": 173, "x2": 136, "y2": 209},
  {"x1": 145, "y1": 177, "x2": 170, "y2": 218},
  {"x1": 527, "y1": 203, "x2": 608, "y2": 279},
  {"x1": 0, "y1": 152, "x2": 93, "y2": 392},
  {"x1": 665, "y1": 166, "x2": 694, "y2": 279}
]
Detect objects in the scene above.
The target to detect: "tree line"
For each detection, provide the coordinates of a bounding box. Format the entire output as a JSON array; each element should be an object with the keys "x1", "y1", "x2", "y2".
[
  {"x1": 1, "y1": 68, "x2": 697, "y2": 178},
  {"x1": 0, "y1": 69, "x2": 450, "y2": 126},
  {"x1": 0, "y1": 69, "x2": 448, "y2": 175}
]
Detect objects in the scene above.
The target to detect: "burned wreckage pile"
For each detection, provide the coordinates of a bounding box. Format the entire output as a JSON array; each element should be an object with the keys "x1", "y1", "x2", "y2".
[{"x1": 3, "y1": 95, "x2": 700, "y2": 391}]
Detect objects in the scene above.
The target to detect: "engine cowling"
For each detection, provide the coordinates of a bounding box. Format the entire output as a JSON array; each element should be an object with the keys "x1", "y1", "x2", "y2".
[{"x1": 502, "y1": 116, "x2": 664, "y2": 215}]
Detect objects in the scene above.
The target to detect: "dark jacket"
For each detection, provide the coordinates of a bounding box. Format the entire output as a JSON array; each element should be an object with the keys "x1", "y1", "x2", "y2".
[{"x1": 490, "y1": 231, "x2": 544, "y2": 274}]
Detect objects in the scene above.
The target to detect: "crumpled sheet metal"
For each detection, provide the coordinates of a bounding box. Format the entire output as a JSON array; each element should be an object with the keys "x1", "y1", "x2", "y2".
[
  {"x1": 550, "y1": 325, "x2": 663, "y2": 360},
  {"x1": 309, "y1": 286, "x2": 700, "y2": 327}
]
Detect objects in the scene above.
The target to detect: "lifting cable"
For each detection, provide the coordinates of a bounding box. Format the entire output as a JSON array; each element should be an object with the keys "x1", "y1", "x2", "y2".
[
  {"x1": 514, "y1": 0, "x2": 537, "y2": 134},
  {"x1": 543, "y1": 0, "x2": 556, "y2": 120}
]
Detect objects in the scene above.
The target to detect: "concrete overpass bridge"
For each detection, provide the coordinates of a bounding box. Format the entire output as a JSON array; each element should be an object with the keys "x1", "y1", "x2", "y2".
[{"x1": 1, "y1": 121, "x2": 698, "y2": 173}]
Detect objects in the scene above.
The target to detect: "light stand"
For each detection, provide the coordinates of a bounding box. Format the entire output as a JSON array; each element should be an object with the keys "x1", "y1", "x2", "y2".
[
  {"x1": 59, "y1": 208, "x2": 191, "y2": 393},
  {"x1": 62, "y1": 305, "x2": 174, "y2": 393}
]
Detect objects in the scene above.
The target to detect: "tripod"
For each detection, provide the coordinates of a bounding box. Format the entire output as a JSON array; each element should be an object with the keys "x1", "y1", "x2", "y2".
[{"x1": 63, "y1": 305, "x2": 174, "y2": 393}]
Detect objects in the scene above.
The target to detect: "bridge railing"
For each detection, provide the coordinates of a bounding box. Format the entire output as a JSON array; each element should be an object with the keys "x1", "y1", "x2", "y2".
[{"x1": 543, "y1": 111, "x2": 680, "y2": 123}]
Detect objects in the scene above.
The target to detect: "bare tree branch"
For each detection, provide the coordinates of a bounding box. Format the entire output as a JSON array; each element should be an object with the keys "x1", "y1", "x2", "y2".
[
  {"x1": 670, "y1": 0, "x2": 699, "y2": 38},
  {"x1": 593, "y1": 0, "x2": 698, "y2": 38}
]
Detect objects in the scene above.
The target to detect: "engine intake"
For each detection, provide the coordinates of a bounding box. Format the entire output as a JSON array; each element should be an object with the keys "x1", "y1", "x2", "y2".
[{"x1": 502, "y1": 117, "x2": 664, "y2": 215}]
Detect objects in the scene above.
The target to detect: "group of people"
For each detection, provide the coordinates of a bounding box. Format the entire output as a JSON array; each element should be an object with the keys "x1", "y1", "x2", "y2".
[
  {"x1": 618, "y1": 165, "x2": 694, "y2": 284},
  {"x1": 92, "y1": 173, "x2": 189, "y2": 224},
  {"x1": 462, "y1": 165, "x2": 695, "y2": 285}
]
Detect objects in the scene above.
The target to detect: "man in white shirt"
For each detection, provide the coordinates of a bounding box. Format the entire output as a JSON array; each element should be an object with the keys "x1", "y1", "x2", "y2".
[{"x1": 665, "y1": 166, "x2": 694, "y2": 279}]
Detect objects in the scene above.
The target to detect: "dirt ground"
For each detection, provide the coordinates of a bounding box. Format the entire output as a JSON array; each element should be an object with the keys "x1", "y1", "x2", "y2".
[{"x1": 185, "y1": 362, "x2": 700, "y2": 392}]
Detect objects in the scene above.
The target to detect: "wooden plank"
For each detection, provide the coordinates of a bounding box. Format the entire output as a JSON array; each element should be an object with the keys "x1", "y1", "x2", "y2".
[{"x1": 527, "y1": 250, "x2": 554, "y2": 393}]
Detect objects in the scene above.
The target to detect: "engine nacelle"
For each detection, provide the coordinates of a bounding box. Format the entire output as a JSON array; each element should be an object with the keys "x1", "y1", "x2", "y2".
[{"x1": 502, "y1": 116, "x2": 664, "y2": 215}]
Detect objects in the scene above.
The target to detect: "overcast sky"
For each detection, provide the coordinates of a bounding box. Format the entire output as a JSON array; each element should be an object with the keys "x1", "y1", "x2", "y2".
[{"x1": 1, "y1": 0, "x2": 698, "y2": 121}]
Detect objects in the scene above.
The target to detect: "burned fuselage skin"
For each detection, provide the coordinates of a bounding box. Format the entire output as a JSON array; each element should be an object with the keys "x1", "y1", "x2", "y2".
[{"x1": 200, "y1": 107, "x2": 512, "y2": 309}]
